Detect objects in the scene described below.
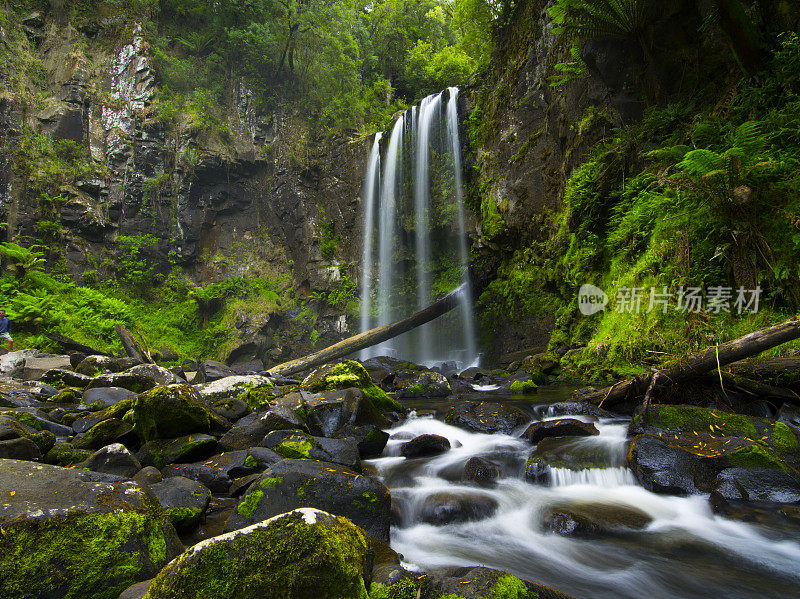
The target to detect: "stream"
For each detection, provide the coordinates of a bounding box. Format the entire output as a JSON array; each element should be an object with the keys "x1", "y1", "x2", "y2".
[{"x1": 367, "y1": 388, "x2": 800, "y2": 599}]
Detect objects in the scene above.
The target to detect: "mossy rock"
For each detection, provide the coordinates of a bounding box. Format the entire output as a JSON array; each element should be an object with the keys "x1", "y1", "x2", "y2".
[
  {"x1": 31, "y1": 430, "x2": 56, "y2": 454},
  {"x1": 302, "y1": 361, "x2": 402, "y2": 412},
  {"x1": 427, "y1": 565, "x2": 570, "y2": 599},
  {"x1": 44, "y1": 442, "x2": 93, "y2": 466},
  {"x1": 73, "y1": 418, "x2": 136, "y2": 450},
  {"x1": 85, "y1": 372, "x2": 158, "y2": 394},
  {"x1": 137, "y1": 434, "x2": 218, "y2": 469},
  {"x1": 0, "y1": 459, "x2": 182, "y2": 599},
  {"x1": 131, "y1": 385, "x2": 214, "y2": 442},
  {"x1": 48, "y1": 388, "x2": 80, "y2": 404},
  {"x1": 144, "y1": 509, "x2": 370, "y2": 599}
]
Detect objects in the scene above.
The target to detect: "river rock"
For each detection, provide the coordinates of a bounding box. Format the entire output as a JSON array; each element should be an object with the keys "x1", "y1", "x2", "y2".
[
  {"x1": 462, "y1": 456, "x2": 501, "y2": 486},
  {"x1": 137, "y1": 433, "x2": 218, "y2": 468},
  {"x1": 418, "y1": 491, "x2": 498, "y2": 525},
  {"x1": 195, "y1": 374, "x2": 273, "y2": 404},
  {"x1": 85, "y1": 372, "x2": 157, "y2": 393},
  {"x1": 333, "y1": 424, "x2": 389, "y2": 458},
  {"x1": 711, "y1": 467, "x2": 800, "y2": 503},
  {"x1": 75, "y1": 355, "x2": 138, "y2": 376},
  {"x1": 260, "y1": 430, "x2": 361, "y2": 471},
  {"x1": 627, "y1": 434, "x2": 716, "y2": 495},
  {"x1": 213, "y1": 396, "x2": 250, "y2": 420},
  {"x1": 117, "y1": 580, "x2": 153, "y2": 599},
  {"x1": 40, "y1": 368, "x2": 93, "y2": 388},
  {"x1": 224, "y1": 459, "x2": 391, "y2": 540},
  {"x1": 2, "y1": 407, "x2": 73, "y2": 437},
  {"x1": 396, "y1": 370, "x2": 452, "y2": 398},
  {"x1": 197, "y1": 359, "x2": 235, "y2": 383},
  {"x1": 217, "y1": 411, "x2": 276, "y2": 452},
  {"x1": 73, "y1": 418, "x2": 138, "y2": 450},
  {"x1": 126, "y1": 364, "x2": 184, "y2": 386},
  {"x1": 145, "y1": 509, "x2": 370, "y2": 599},
  {"x1": 0, "y1": 459, "x2": 181, "y2": 599},
  {"x1": 129, "y1": 384, "x2": 221, "y2": 442},
  {"x1": 161, "y1": 449, "x2": 281, "y2": 494},
  {"x1": 536, "y1": 402, "x2": 613, "y2": 419},
  {"x1": 134, "y1": 465, "x2": 163, "y2": 485},
  {"x1": 81, "y1": 443, "x2": 142, "y2": 477},
  {"x1": 43, "y1": 442, "x2": 92, "y2": 466},
  {"x1": 444, "y1": 401, "x2": 529, "y2": 434},
  {"x1": 0, "y1": 436, "x2": 42, "y2": 460},
  {"x1": 149, "y1": 476, "x2": 211, "y2": 531},
  {"x1": 82, "y1": 386, "x2": 137, "y2": 408},
  {"x1": 541, "y1": 502, "x2": 652, "y2": 537},
  {"x1": 427, "y1": 566, "x2": 574, "y2": 599},
  {"x1": 0, "y1": 349, "x2": 40, "y2": 376},
  {"x1": 523, "y1": 418, "x2": 600, "y2": 444},
  {"x1": 71, "y1": 399, "x2": 133, "y2": 434},
  {"x1": 22, "y1": 354, "x2": 71, "y2": 381},
  {"x1": 401, "y1": 433, "x2": 451, "y2": 458}
]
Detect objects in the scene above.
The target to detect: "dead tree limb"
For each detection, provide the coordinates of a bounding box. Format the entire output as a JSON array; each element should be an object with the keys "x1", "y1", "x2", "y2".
[
  {"x1": 115, "y1": 324, "x2": 153, "y2": 364},
  {"x1": 43, "y1": 332, "x2": 112, "y2": 357},
  {"x1": 579, "y1": 316, "x2": 800, "y2": 407},
  {"x1": 269, "y1": 284, "x2": 466, "y2": 377}
]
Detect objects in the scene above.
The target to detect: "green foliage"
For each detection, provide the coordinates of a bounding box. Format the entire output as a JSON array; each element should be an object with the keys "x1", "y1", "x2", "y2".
[
  {"x1": 0, "y1": 242, "x2": 45, "y2": 279},
  {"x1": 116, "y1": 234, "x2": 159, "y2": 294},
  {"x1": 327, "y1": 274, "x2": 359, "y2": 317}
]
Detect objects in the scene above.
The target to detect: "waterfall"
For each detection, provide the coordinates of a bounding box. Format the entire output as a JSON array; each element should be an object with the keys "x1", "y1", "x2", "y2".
[{"x1": 359, "y1": 89, "x2": 478, "y2": 368}]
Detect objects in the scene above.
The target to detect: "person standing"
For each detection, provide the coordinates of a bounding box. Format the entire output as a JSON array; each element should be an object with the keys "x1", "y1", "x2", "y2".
[{"x1": 0, "y1": 310, "x2": 13, "y2": 351}]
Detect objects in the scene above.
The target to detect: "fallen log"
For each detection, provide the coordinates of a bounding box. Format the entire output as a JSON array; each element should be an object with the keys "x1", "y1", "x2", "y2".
[
  {"x1": 579, "y1": 316, "x2": 800, "y2": 408},
  {"x1": 115, "y1": 324, "x2": 153, "y2": 364},
  {"x1": 43, "y1": 332, "x2": 112, "y2": 357},
  {"x1": 269, "y1": 284, "x2": 466, "y2": 377}
]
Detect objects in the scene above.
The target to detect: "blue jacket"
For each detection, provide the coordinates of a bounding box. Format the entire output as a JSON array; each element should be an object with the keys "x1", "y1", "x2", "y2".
[{"x1": 0, "y1": 317, "x2": 11, "y2": 334}]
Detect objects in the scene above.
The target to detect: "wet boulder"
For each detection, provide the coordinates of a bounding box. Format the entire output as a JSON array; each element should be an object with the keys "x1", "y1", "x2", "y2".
[
  {"x1": 396, "y1": 370, "x2": 452, "y2": 399},
  {"x1": 401, "y1": 433, "x2": 451, "y2": 458},
  {"x1": 224, "y1": 459, "x2": 391, "y2": 540},
  {"x1": 522, "y1": 418, "x2": 600, "y2": 444},
  {"x1": 81, "y1": 443, "x2": 142, "y2": 478},
  {"x1": 197, "y1": 359, "x2": 235, "y2": 383},
  {"x1": 71, "y1": 399, "x2": 134, "y2": 434},
  {"x1": 125, "y1": 364, "x2": 184, "y2": 386},
  {"x1": 149, "y1": 476, "x2": 211, "y2": 531},
  {"x1": 212, "y1": 397, "x2": 249, "y2": 421},
  {"x1": 161, "y1": 449, "x2": 281, "y2": 494},
  {"x1": 259, "y1": 430, "x2": 360, "y2": 471},
  {"x1": 43, "y1": 442, "x2": 92, "y2": 466},
  {"x1": 40, "y1": 368, "x2": 93, "y2": 388},
  {"x1": 217, "y1": 410, "x2": 288, "y2": 452},
  {"x1": 627, "y1": 434, "x2": 719, "y2": 495},
  {"x1": 73, "y1": 418, "x2": 138, "y2": 450},
  {"x1": 82, "y1": 386, "x2": 137, "y2": 408},
  {"x1": 462, "y1": 456, "x2": 501, "y2": 487},
  {"x1": 417, "y1": 491, "x2": 498, "y2": 525},
  {"x1": 535, "y1": 402, "x2": 613, "y2": 419},
  {"x1": 444, "y1": 401, "x2": 529, "y2": 434},
  {"x1": 74, "y1": 355, "x2": 138, "y2": 376},
  {"x1": 711, "y1": 467, "x2": 800, "y2": 503},
  {"x1": 301, "y1": 360, "x2": 403, "y2": 412},
  {"x1": 427, "y1": 566, "x2": 574, "y2": 599},
  {"x1": 541, "y1": 502, "x2": 652, "y2": 538},
  {"x1": 144, "y1": 509, "x2": 370, "y2": 599},
  {"x1": 0, "y1": 436, "x2": 42, "y2": 461},
  {"x1": 333, "y1": 424, "x2": 389, "y2": 459},
  {"x1": 129, "y1": 384, "x2": 220, "y2": 442},
  {"x1": 136, "y1": 433, "x2": 218, "y2": 468},
  {"x1": 195, "y1": 375, "x2": 273, "y2": 404},
  {"x1": 0, "y1": 459, "x2": 181, "y2": 599}
]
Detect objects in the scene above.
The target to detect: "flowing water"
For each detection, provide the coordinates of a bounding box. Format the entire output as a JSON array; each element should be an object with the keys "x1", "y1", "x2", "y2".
[
  {"x1": 359, "y1": 89, "x2": 477, "y2": 368},
  {"x1": 368, "y1": 390, "x2": 800, "y2": 599}
]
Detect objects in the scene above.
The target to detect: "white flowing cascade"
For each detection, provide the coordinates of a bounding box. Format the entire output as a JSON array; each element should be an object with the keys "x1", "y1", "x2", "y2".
[{"x1": 359, "y1": 89, "x2": 478, "y2": 367}]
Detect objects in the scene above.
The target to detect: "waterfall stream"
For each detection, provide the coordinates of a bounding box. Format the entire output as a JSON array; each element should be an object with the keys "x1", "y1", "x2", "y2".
[
  {"x1": 359, "y1": 89, "x2": 477, "y2": 368},
  {"x1": 368, "y1": 393, "x2": 800, "y2": 599}
]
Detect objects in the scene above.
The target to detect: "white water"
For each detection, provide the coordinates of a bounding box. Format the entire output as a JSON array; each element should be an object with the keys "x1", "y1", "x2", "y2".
[
  {"x1": 358, "y1": 89, "x2": 478, "y2": 369},
  {"x1": 358, "y1": 132, "x2": 382, "y2": 358},
  {"x1": 369, "y1": 410, "x2": 800, "y2": 598}
]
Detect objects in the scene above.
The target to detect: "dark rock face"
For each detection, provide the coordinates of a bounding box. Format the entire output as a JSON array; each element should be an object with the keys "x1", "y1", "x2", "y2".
[
  {"x1": 540, "y1": 503, "x2": 652, "y2": 538},
  {"x1": 161, "y1": 450, "x2": 274, "y2": 494},
  {"x1": 444, "y1": 401, "x2": 529, "y2": 434},
  {"x1": 627, "y1": 434, "x2": 715, "y2": 495},
  {"x1": 81, "y1": 443, "x2": 142, "y2": 478},
  {"x1": 522, "y1": 418, "x2": 600, "y2": 444},
  {"x1": 462, "y1": 456, "x2": 501, "y2": 487},
  {"x1": 332, "y1": 424, "x2": 389, "y2": 459},
  {"x1": 149, "y1": 476, "x2": 211, "y2": 531},
  {"x1": 82, "y1": 387, "x2": 137, "y2": 408},
  {"x1": 396, "y1": 371, "x2": 452, "y2": 399},
  {"x1": 0, "y1": 437, "x2": 42, "y2": 461},
  {"x1": 224, "y1": 459, "x2": 391, "y2": 540},
  {"x1": 536, "y1": 402, "x2": 613, "y2": 419},
  {"x1": 417, "y1": 492, "x2": 498, "y2": 525},
  {"x1": 259, "y1": 430, "x2": 361, "y2": 471},
  {"x1": 401, "y1": 434, "x2": 451, "y2": 458},
  {"x1": 136, "y1": 433, "x2": 218, "y2": 469}
]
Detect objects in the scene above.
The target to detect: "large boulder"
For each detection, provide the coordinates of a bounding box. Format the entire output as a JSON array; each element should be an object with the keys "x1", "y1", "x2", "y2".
[
  {"x1": 195, "y1": 375, "x2": 273, "y2": 404},
  {"x1": 426, "y1": 566, "x2": 574, "y2": 599},
  {"x1": 81, "y1": 443, "x2": 142, "y2": 478},
  {"x1": 85, "y1": 372, "x2": 157, "y2": 394},
  {"x1": 130, "y1": 384, "x2": 219, "y2": 442},
  {"x1": 260, "y1": 430, "x2": 361, "y2": 471},
  {"x1": 0, "y1": 459, "x2": 181, "y2": 599},
  {"x1": 143, "y1": 509, "x2": 370, "y2": 599},
  {"x1": 541, "y1": 502, "x2": 652, "y2": 538},
  {"x1": 22, "y1": 355, "x2": 71, "y2": 381},
  {"x1": 149, "y1": 476, "x2": 211, "y2": 531},
  {"x1": 137, "y1": 434, "x2": 218, "y2": 469},
  {"x1": 161, "y1": 449, "x2": 282, "y2": 494},
  {"x1": 301, "y1": 360, "x2": 403, "y2": 412},
  {"x1": 395, "y1": 370, "x2": 452, "y2": 399},
  {"x1": 400, "y1": 434, "x2": 451, "y2": 458},
  {"x1": 444, "y1": 401, "x2": 529, "y2": 434},
  {"x1": 82, "y1": 386, "x2": 137, "y2": 408},
  {"x1": 522, "y1": 418, "x2": 599, "y2": 444},
  {"x1": 126, "y1": 364, "x2": 184, "y2": 386},
  {"x1": 197, "y1": 360, "x2": 235, "y2": 383},
  {"x1": 224, "y1": 459, "x2": 391, "y2": 540},
  {"x1": 0, "y1": 349, "x2": 41, "y2": 376},
  {"x1": 417, "y1": 491, "x2": 498, "y2": 525},
  {"x1": 40, "y1": 368, "x2": 93, "y2": 388}
]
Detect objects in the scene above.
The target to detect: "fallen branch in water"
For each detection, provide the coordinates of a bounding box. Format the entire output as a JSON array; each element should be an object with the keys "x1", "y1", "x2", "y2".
[{"x1": 578, "y1": 316, "x2": 800, "y2": 408}]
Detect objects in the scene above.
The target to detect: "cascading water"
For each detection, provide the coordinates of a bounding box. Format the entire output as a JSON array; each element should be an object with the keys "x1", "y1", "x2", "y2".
[{"x1": 359, "y1": 88, "x2": 477, "y2": 367}]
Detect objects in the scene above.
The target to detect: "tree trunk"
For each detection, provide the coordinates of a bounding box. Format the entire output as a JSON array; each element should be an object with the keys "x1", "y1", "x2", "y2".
[
  {"x1": 268, "y1": 284, "x2": 466, "y2": 377},
  {"x1": 43, "y1": 332, "x2": 112, "y2": 357},
  {"x1": 579, "y1": 316, "x2": 800, "y2": 407},
  {"x1": 115, "y1": 324, "x2": 152, "y2": 364}
]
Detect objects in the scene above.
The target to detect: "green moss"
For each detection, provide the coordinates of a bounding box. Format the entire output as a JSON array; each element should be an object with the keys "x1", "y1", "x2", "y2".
[
  {"x1": 509, "y1": 380, "x2": 538, "y2": 394},
  {"x1": 131, "y1": 385, "x2": 211, "y2": 441},
  {"x1": 363, "y1": 385, "x2": 403, "y2": 412},
  {"x1": 259, "y1": 476, "x2": 283, "y2": 489},
  {"x1": 238, "y1": 384, "x2": 276, "y2": 410},
  {"x1": 236, "y1": 490, "x2": 264, "y2": 518},
  {"x1": 73, "y1": 418, "x2": 129, "y2": 450},
  {"x1": 728, "y1": 443, "x2": 788, "y2": 471},
  {"x1": 165, "y1": 507, "x2": 202, "y2": 529},
  {"x1": 644, "y1": 406, "x2": 758, "y2": 439},
  {"x1": 44, "y1": 442, "x2": 93, "y2": 466},
  {"x1": 244, "y1": 454, "x2": 258, "y2": 469},
  {"x1": 276, "y1": 439, "x2": 314, "y2": 459},
  {"x1": 369, "y1": 578, "x2": 427, "y2": 599},
  {"x1": 305, "y1": 360, "x2": 373, "y2": 392},
  {"x1": 772, "y1": 422, "x2": 800, "y2": 453},
  {"x1": 12, "y1": 412, "x2": 43, "y2": 431},
  {"x1": 0, "y1": 510, "x2": 171, "y2": 599},
  {"x1": 490, "y1": 575, "x2": 537, "y2": 599},
  {"x1": 406, "y1": 383, "x2": 425, "y2": 394},
  {"x1": 481, "y1": 195, "x2": 506, "y2": 241},
  {"x1": 49, "y1": 388, "x2": 79, "y2": 403},
  {"x1": 144, "y1": 511, "x2": 369, "y2": 599},
  {"x1": 31, "y1": 430, "x2": 56, "y2": 453}
]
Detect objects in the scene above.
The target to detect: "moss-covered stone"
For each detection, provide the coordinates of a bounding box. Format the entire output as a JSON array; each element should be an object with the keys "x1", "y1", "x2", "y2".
[
  {"x1": 276, "y1": 439, "x2": 314, "y2": 459},
  {"x1": 727, "y1": 443, "x2": 789, "y2": 471},
  {"x1": 48, "y1": 388, "x2": 79, "y2": 404},
  {"x1": 31, "y1": 430, "x2": 56, "y2": 454},
  {"x1": 509, "y1": 380, "x2": 538, "y2": 394},
  {"x1": 639, "y1": 405, "x2": 759, "y2": 438},
  {"x1": 73, "y1": 418, "x2": 133, "y2": 450},
  {"x1": 144, "y1": 509, "x2": 370, "y2": 599},
  {"x1": 44, "y1": 442, "x2": 93, "y2": 466},
  {"x1": 165, "y1": 506, "x2": 204, "y2": 530},
  {"x1": 772, "y1": 422, "x2": 800, "y2": 453},
  {"x1": 238, "y1": 384, "x2": 276, "y2": 410},
  {"x1": 303, "y1": 361, "x2": 402, "y2": 411},
  {"x1": 131, "y1": 385, "x2": 213, "y2": 441},
  {"x1": 236, "y1": 490, "x2": 264, "y2": 518}
]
